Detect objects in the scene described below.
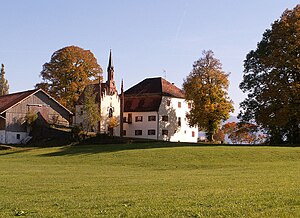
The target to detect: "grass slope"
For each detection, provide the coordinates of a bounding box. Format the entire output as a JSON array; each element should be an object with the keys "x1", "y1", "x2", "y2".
[{"x1": 0, "y1": 142, "x2": 300, "y2": 217}]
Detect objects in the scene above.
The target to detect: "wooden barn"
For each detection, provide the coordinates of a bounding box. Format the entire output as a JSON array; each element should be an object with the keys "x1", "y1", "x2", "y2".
[{"x1": 0, "y1": 89, "x2": 73, "y2": 144}]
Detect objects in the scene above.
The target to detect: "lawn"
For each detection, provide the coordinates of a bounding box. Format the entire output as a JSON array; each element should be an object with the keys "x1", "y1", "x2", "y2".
[{"x1": 0, "y1": 142, "x2": 300, "y2": 217}]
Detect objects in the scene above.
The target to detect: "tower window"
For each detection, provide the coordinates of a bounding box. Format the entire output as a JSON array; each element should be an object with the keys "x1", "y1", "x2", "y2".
[
  {"x1": 109, "y1": 108, "x2": 113, "y2": 118},
  {"x1": 178, "y1": 102, "x2": 181, "y2": 108},
  {"x1": 178, "y1": 117, "x2": 181, "y2": 127}
]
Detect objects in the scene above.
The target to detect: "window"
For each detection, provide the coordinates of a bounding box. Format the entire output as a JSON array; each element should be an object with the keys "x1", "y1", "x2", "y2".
[
  {"x1": 135, "y1": 116, "x2": 143, "y2": 122},
  {"x1": 192, "y1": 131, "x2": 195, "y2": 137},
  {"x1": 109, "y1": 108, "x2": 113, "y2": 118},
  {"x1": 148, "y1": 129, "x2": 156, "y2": 135},
  {"x1": 178, "y1": 117, "x2": 181, "y2": 127},
  {"x1": 16, "y1": 134, "x2": 20, "y2": 140},
  {"x1": 135, "y1": 130, "x2": 142, "y2": 135},
  {"x1": 162, "y1": 116, "x2": 168, "y2": 122},
  {"x1": 123, "y1": 130, "x2": 126, "y2": 136},
  {"x1": 188, "y1": 102, "x2": 192, "y2": 109},
  {"x1": 148, "y1": 115, "x2": 156, "y2": 121},
  {"x1": 123, "y1": 117, "x2": 127, "y2": 122},
  {"x1": 166, "y1": 100, "x2": 171, "y2": 106},
  {"x1": 162, "y1": 130, "x2": 168, "y2": 136},
  {"x1": 178, "y1": 102, "x2": 181, "y2": 108},
  {"x1": 128, "y1": 113, "x2": 132, "y2": 123}
]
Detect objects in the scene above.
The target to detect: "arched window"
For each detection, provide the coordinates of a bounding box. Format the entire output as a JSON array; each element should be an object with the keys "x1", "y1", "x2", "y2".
[{"x1": 109, "y1": 108, "x2": 113, "y2": 118}]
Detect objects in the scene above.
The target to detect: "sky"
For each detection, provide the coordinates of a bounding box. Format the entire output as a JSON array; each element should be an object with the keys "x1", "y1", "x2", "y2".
[{"x1": 0, "y1": 0, "x2": 298, "y2": 115}]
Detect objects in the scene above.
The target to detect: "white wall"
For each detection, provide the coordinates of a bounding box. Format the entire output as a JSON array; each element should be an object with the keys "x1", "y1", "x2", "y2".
[
  {"x1": 75, "y1": 91, "x2": 121, "y2": 136},
  {"x1": 0, "y1": 131, "x2": 29, "y2": 144},
  {"x1": 123, "y1": 112, "x2": 158, "y2": 139},
  {"x1": 123, "y1": 97, "x2": 198, "y2": 143},
  {"x1": 100, "y1": 92, "x2": 120, "y2": 136},
  {"x1": 158, "y1": 96, "x2": 198, "y2": 143}
]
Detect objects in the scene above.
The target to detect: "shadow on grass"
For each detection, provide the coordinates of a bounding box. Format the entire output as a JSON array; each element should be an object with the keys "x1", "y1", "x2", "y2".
[
  {"x1": 41, "y1": 141, "x2": 207, "y2": 156},
  {"x1": 0, "y1": 147, "x2": 34, "y2": 156}
]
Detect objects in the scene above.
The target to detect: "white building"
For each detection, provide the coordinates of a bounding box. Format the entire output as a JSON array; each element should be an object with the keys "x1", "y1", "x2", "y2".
[
  {"x1": 74, "y1": 50, "x2": 120, "y2": 136},
  {"x1": 123, "y1": 77, "x2": 198, "y2": 143}
]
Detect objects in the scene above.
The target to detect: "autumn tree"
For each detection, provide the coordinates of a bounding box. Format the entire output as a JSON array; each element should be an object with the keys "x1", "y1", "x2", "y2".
[
  {"x1": 36, "y1": 46, "x2": 102, "y2": 111},
  {"x1": 0, "y1": 64, "x2": 9, "y2": 96},
  {"x1": 81, "y1": 85, "x2": 101, "y2": 133},
  {"x1": 239, "y1": 5, "x2": 300, "y2": 144},
  {"x1": 223, "y1": 122, "x2": 261, "y2": 144},
  {"x1": 183, "y1": 50, "x2": 234, "y2": 142}
]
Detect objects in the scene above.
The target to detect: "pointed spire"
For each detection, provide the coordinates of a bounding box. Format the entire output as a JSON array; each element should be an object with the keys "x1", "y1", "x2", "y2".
[
  {"x1": 121, "y1": 79, "x2": 124, "y2": 93},
  {"x1": 107, "y1": 49, "x2": 114, "y2": 73}
]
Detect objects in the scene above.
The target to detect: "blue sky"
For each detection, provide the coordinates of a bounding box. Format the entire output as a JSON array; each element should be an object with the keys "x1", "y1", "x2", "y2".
[{"x1": 0, "y1": 1, "x2": 298, "y2": 115}]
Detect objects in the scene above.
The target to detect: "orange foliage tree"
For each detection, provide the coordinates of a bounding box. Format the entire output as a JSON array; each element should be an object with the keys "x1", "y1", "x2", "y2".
[{"x1": 36, "y1": 46, "x2": 102, "y2": 111}]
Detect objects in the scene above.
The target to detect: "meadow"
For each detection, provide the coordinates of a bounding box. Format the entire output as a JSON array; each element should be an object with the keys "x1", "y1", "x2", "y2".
[{"x1": 0, "y1": 142, "x2": 300, "y2": 217}]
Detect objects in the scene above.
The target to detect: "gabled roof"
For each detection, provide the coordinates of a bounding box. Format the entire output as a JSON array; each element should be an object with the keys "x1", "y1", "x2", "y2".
[
  {"x1": 124, "y1": 95, "x2": 162, "y2": 112},
  {"x1": 0, "y1": 89, "x2": 37, "y2": 113},
  {"x1": 124, "y1": 77, "x2": 185, "y2": 112},
  {"x1": 0, "y1": 89, "x2": 73, "y2": 115},
  {"x1": 124, "y1": 77, "x2": 185, "y2": 98}
]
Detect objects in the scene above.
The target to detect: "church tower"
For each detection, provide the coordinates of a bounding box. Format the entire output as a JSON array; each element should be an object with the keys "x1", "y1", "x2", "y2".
[{"x1": 106, "y1": 49, "x2": 117, "y2": 95}]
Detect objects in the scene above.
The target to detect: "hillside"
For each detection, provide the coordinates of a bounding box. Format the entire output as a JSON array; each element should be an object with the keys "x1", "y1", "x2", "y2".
[{"x1": 0, "y1": 142, "x2": 299, "y2": 217}]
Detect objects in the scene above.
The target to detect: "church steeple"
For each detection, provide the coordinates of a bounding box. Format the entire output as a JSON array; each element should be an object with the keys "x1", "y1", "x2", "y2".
[
  {"x1": 106, "y1": 49, "x2": 116, "y2": 95},
  {"x1": 107, "y1": 49, "x2": 114, "y2": 81}
]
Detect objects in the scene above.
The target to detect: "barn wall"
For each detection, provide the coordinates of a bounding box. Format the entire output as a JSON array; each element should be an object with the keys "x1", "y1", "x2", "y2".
[
  {"x1": 5, "y1": 92, "x2": 70, "y2": 132},
  {"x1": 0, "y1": 130, "x2": 5, "y2": 144}
]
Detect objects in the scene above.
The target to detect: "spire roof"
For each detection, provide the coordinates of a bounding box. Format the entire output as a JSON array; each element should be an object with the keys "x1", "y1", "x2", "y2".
[{"x1": 107, "y1": 49, "x2": 114, "y2": 72}]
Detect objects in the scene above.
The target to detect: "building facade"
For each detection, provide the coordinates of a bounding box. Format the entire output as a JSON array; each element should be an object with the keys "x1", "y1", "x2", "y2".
[
  {"x1": 123, "y1": 77, "x2": 198, "y2": 143},
  {"x1": 0, "y1": 89, "x2": 72, "y2": 144},
  {"x1": 74, "y1": 50, "x2": 121, "y2": 136}
]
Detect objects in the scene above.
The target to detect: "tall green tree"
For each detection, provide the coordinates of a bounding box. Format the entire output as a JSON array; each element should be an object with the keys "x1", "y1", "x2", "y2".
[
  {"x1": 183, "y1": 50, "x2": 234, "y2": 141},
  {"x1": 35, "y1": 45, "x2": 102, "y2": 111},
  {"x1": 81, "y1": 85, "x2": 101, "y2": 133},
  {"x1": 239, "y1": 5, "x2": 300, "y2": 144},
  {"x1": 0, "y1": 64, "x2": 9, "y2": 96}
]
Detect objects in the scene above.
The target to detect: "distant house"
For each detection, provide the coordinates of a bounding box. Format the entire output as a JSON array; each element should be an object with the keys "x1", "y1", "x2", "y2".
[
  {"x1": 123, "y1": 77, "x2": 198, "y2": 143},
  {"x1": 74, "y1": 50, "x2": 121, "y2": 136},
  {"x1": 0, "y1": 89, "x2": 73, "y2": 144}
]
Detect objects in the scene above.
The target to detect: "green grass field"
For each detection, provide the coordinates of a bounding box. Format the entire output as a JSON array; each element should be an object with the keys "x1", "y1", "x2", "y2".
[{"x1": 0, "y1": 142, "x2": 300, "y2": 217}]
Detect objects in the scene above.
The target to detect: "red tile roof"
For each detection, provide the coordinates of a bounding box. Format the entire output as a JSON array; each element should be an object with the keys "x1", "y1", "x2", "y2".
[
  {"x1": 0, "y1": 89, "x2": 37, "y2": 113},
  {"x1": 124, "y1": 95, "x2": 162, "y2": 112},
  {"x1": 125, "y1": 77, "x2": 185, "y2": 98},
  {"x1": 124, "y1": 77, "x2": 185, "y2": 112}
]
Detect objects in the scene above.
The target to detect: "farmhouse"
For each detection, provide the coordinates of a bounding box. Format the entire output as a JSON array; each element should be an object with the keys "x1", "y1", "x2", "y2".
[
  {"x1": 0, "y1": 89, "x2": 73, "y2": 144},
  {"x1": 123, "y1": 77, "x2": 198, "y2": 143}
]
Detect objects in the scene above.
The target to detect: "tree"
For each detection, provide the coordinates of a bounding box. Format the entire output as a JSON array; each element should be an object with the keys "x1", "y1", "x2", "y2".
[
  {"x1": 0, "y1": 64, "x2": 9, "y2": 96},
  {"x1": 239, "y1": 5, "x2": 300, "y2": 144},
  {"x1": 35, "y1": 46, "x2": 102, "y2": 111},
  {"x1": 107, "y1": 116, "x2": 119, "y2": 136},
  {"x1": 183, "y1": 50, "x2": 234, "y2": 142},
  {"x1": 223, "y1": 122, "x2": 260, "y2": 144},
  {"x1": 81, "y1": 85, "x2": 101, "y2": 133},
  {"x1": 213, "y1": 128, "x2": 225, "y2": 143}
]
